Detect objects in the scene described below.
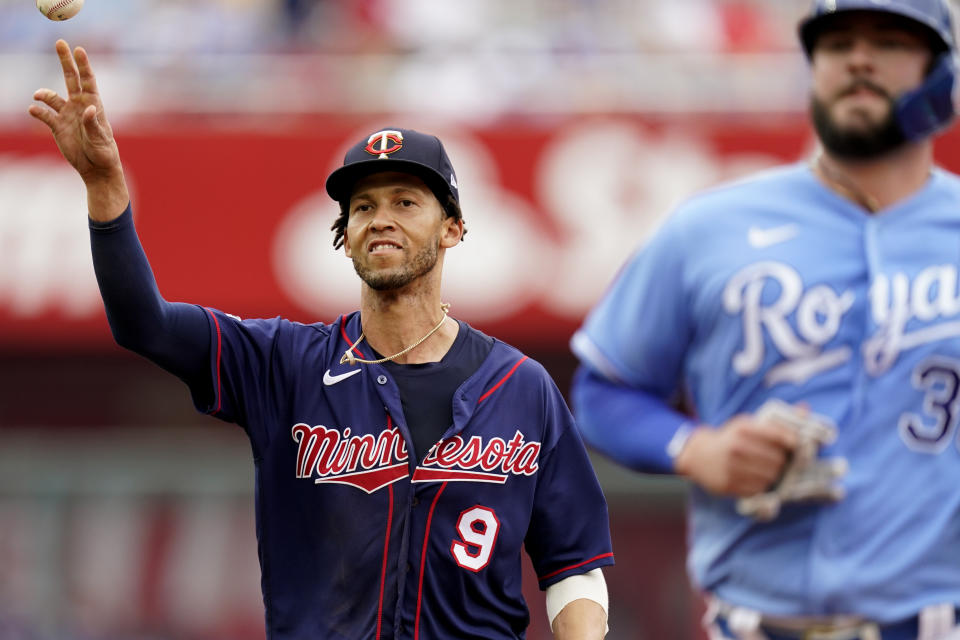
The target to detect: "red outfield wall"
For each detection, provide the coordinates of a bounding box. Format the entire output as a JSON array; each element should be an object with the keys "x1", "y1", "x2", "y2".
[{"x1": 3, "y1": 115, "x2": 956, "y2": 351}]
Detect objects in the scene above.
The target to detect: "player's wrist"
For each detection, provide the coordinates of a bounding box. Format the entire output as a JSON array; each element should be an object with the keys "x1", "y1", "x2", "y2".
[
  {"x1": 671, "y1": 424, "x2": 712, "y2": 478},
  {"x1": 85, "y1": 169, "x2": 130, "y2": 223}
]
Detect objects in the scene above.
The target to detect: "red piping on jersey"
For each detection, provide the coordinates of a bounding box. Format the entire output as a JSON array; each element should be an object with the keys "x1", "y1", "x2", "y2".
[
  {"x1": 477, "y1": 356, "x2": 528, "y2": 404},
  {"x1": 376, "y1": 480, "x2": 394, "y2": 639},
  {"x1": 411, "y1": 468, "x2": 507, "y2": 484},
  {"x1": 204, "y1": 308, "x2": 223, "y2": 415},
  {"x1": 414, "y1": 481, "x2": 448, "y2": 640},
  {"x1": 339, "y1": 316, "x2": 366, "y2": 359},
  {"x1": 537, "y1": 552, "x2": 614, "y2": 581}
]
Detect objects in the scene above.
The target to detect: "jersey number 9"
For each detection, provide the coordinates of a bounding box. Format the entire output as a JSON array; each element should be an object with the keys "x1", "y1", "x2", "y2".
[{"x1": 451, "y1": 506, "x2": 500, "y2": 572}]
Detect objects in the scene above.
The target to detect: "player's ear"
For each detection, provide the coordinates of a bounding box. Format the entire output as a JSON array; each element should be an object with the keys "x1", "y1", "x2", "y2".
[
  {"x1": 343, "y1": 229, "x2": 353, "y2": 257},
  {"x1": 440, "y1": 215, "x2": 463, "y2": 249}
]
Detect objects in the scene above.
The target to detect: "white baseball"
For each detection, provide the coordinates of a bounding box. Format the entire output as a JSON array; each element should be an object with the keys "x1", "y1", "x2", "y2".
[{"x1": 37, "y1": 0, "x2": 84, "y2": 21}]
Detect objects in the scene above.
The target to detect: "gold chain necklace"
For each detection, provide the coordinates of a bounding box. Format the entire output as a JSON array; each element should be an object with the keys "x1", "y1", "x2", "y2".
[
  {"x1": 340, "y1": 303, "x2": 451, "y2": 366},
  {"x1": 811, "y1": 155, "x2": 880, "y2": 213}
]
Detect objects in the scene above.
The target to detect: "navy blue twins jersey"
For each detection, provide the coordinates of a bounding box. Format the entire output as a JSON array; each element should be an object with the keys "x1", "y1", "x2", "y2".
[{"x1": 191, "y1": 309, "x2": 613, "y2": 640}]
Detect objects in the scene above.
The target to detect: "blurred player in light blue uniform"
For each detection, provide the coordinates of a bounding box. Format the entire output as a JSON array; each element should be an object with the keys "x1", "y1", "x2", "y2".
[{"x1": 572, "y1": 1, "x2": 960, "y2": 638}]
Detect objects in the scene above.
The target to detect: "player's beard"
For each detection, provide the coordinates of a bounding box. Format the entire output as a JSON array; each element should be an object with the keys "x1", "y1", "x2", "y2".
[
  {"x1": 810, "y1": 89, "x2": 905, "y2": 160},
  {"x1": 353, "y1": 236, "x2": 440, "y2": 291}
]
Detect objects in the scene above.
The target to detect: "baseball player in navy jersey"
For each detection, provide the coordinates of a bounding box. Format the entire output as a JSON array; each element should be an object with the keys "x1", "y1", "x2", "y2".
[
  {"x1": 571, "y1": 1, "x2": 960, "y2": 639},
  {"x1": 29, "y1": 40, "x2": 613, "y2": 640}
]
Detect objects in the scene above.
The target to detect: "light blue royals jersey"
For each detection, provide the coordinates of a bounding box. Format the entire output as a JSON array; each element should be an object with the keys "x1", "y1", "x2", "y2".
[{"x1": 572, "y1": 163, "x2": 960, "y2": 621}]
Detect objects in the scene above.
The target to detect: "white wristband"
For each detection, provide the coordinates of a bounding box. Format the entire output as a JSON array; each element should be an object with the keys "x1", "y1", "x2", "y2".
[
  {"x1": 666, "y1": 421, "x2": 698, "y2": 460},
  {"x1": 545, "y1": 568, "x2": 609, "y2": 630}
]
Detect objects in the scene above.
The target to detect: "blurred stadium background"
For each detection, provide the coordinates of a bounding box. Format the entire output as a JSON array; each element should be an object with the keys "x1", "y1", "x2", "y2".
[{"x1": 3, "y1": 0, "x2": 960, "y2": 638}]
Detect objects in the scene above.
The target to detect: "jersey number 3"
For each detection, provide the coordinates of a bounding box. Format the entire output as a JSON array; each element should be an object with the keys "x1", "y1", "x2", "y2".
[
  {"x1": 451, "y1": 506, "x2": 500, "y2": 572},
  {"x1": 899, "y1": 356, "x2": 960, "y2": 454}
]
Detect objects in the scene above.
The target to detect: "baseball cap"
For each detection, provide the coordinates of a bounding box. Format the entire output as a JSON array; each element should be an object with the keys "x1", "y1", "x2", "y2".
[{"x1": 325, "y1": 128, "x2": 460, "y2": 206}]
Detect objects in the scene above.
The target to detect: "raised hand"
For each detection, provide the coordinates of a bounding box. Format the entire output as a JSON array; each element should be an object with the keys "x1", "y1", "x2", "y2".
[{"x1": 29, "y1": 39, "x2": 129, "y2": 221}]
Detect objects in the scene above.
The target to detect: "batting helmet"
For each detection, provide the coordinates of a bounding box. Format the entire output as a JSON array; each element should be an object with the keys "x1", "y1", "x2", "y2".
[
  {"x1": 798, "y1": 0, "x2": 958, "y2": 140},
  {"x1": 799, "y1": 0, "x2": 955, "y2": 57}
]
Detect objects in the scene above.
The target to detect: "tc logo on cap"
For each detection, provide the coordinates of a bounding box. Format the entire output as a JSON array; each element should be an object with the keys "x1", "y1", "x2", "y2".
[{"x1": 364, "y1": 130, "x2": 404, "y2": 159}]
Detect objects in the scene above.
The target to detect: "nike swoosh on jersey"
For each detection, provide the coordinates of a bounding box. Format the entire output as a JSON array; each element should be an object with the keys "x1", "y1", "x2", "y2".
[
  {"x1": 747, "y1": 224, "x2": 799, "y2": 248},
  {"x1": 323, "y1": 369, "x2": 362, "y2": 386}
]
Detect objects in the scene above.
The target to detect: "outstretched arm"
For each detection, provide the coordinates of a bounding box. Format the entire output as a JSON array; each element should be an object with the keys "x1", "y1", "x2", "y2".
[
  {"x1": 29, "y1": 39, "x2": 129, "y2": 223},
  {"x1": 30, "y1": 41, "x2": 211, "y2": 400}
]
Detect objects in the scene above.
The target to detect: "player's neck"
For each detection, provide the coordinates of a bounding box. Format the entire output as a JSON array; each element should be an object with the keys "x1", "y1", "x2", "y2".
[
  {"x1": 357, "y1": 283, "x2": 459, "y2": 365},
  {"x1": 814, "y1": 142, "x2": 933, "y2": 213}
]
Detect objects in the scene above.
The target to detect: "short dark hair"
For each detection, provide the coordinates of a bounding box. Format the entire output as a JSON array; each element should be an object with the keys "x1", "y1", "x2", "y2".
[{"x1": 331, "y1": 193, "x2": 465, "y2": 250}]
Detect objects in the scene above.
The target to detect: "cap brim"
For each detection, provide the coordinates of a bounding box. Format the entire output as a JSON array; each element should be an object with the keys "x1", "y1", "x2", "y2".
[
  {"x1": 799, "y1": 8, "x2": 950, "y2": 57},
  {"x1": 325, "y1": 158, "x2": 453, "y2": 203}
]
